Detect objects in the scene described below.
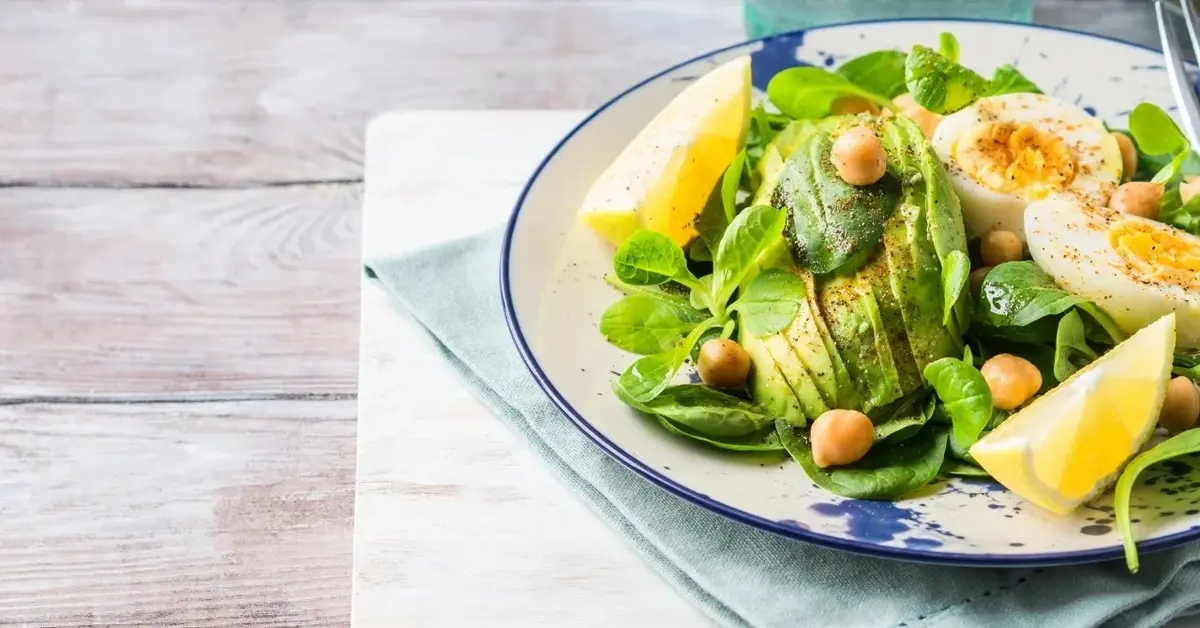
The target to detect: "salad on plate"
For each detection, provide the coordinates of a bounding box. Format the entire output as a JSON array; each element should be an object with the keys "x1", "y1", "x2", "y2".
[{"x1": 578, "y1": 32, "x2": 1200, "y2": 571}]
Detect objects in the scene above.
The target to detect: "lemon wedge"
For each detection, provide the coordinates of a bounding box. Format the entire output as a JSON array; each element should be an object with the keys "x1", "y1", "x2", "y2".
[
  {"x1": 578, "y1": 56, "x2": 751, "y2": 247},
  {"x1": 970, "y1": 313, "x2": 1176, "y2": 515}
]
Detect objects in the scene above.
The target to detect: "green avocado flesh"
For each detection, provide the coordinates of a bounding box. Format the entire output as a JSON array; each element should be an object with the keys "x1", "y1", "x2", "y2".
[{"x1": 743, "y1": 114, "x2": 968, "y2": 420}]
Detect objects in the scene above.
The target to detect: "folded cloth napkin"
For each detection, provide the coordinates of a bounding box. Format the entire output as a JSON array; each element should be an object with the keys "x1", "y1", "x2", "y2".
[{"x1": 366, "y1": 228, "x2": 1200, "y2": 628}]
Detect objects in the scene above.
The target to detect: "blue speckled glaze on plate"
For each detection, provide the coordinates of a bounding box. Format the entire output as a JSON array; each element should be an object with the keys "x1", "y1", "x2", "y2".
[{"x1": 501, "y1": 19, "x2": 1200, "y2": 566}]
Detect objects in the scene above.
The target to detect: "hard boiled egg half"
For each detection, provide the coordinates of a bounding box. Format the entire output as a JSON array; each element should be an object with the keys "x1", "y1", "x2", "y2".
[
  {"x1": 932, "y1": 93, "x2": 1122, "y2": 241},
  {"x1": 1026, "y1": 196, "x2": 1200, "y2": 350}
]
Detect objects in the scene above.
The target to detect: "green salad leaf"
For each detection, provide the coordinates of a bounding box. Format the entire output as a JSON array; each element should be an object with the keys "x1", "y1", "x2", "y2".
[
  {"x1": 1116, "y1": 430, "x2": 1200, "y2": 573},
  {"x1": 768, "y1": 67, "x2": 893, "y2": 119},
  {"x1": 873, "y1": 394, "x2": 935, "y2": 444},
  {"x1": 940, "y1": 458, "x2": 991, "y2": 478},
  {"x1": 657, "y1": 417, "x2": 785, "y2": 452},
  {"x1": 904, "y1": 44, "x2": 989, "y2": 114},
  {"x1": 975, "y1": 262, "x2": 1124, "y2": 344},
  {"x1": 774, "y1": 126, "x2": 902, "y2": 273},
  {"x1": 1129, "y1": 103, "x2": 1191, "y2": 184},
  {"x1": 986, "y1": 64, "x2": 1042, "y2": 96},
  {"x1": 941, "y1": 250, "x2": 971, "y2": 327},
  {"x1": 1053, "y1": 310, "x2": 1098, "y2": 382},
  {"x1": 836, "y1": 50, "x2": 908, "y2": 99},
  {"x1": 923, "y1": 357, "x2": 992, "y2": 451},
  {"x1": 938, "y1": 32, "x2": 960, "y2": 63},
  {"x1": 616, "y1": 318, "x2": 721, "y2": 403},
  {"x1": 777, "y1": 420, "x2": 948, "y2": 499},
  {"x1": 613, "y1": 230, "x2": 691, "y2": 286},
  {"x1": 631, "y1": 384, "x2": 772, "y2": 437},
  {"x1": 1130, "y1": 103, "x2": 1187, "y2": 157},
  {"x1": 730, "y1": 268, "x2": 805, "y2": 335},
  {"x1": 712, "y1": 205, "x2": 788, "y2": 310},
  {"x1": 1159, "y1": 186, "x2": 1200, "y2": 235},
  {"x1": 695, "y1": 153, "x2": 748, "y2": 258},
  {"x1": 600, "y1": 295, "x2": 701, "y2": 355}
]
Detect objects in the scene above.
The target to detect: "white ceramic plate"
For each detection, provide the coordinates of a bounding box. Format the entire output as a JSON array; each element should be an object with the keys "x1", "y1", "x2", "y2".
[{"x1": 501, "y1": 19, "x2": 1200, "y2": 565}]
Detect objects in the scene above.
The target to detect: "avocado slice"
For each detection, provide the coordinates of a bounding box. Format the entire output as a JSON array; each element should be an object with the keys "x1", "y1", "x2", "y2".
[
  {"x1": 816, "y1": 269, "x2": 904, "y2": 412},
  {"x1": 741, "y1": 330, "x2": 808, "y2": 427},
  {"x1": 878, "y1": 121, "x2": 963, "y2": 369},
  {"x1": 760, "y1": 333, "x2": 828, "y2": 422},
  {"x1": 855, "y1": 241, "x2": 924, "y2": 396},
  {"x1": 797, "y1": 271, "x2": 859, "y2": 410}
]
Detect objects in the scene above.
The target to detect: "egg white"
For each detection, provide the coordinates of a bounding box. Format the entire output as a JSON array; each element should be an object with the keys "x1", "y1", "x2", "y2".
[
  {"x1": 932, "y1": 93, "x2": 1121, "y2": 242},
  {"x1": 1025, "y1": 196, "x2": 1200, "y2": 349}
]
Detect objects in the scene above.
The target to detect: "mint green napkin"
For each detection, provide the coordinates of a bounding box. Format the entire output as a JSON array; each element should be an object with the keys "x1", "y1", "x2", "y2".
[{"x1": 366, "y1": 229, "x2": 1200, "y2": 628}]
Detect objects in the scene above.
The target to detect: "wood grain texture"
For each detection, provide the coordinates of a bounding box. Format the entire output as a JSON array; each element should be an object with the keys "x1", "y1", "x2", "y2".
[
  {"x1": 0, "y1": 185, "x2": 361, "y2": 398},
  {"x1": 0, "y1": 399, "x2": 355, "y2": 627},
  {"x1": 0, "y1": 0, "x2": 743, "y2": 186}
]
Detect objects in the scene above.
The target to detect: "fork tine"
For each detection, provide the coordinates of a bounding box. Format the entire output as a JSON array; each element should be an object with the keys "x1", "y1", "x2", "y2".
[
  {"x1": 1177, "y1": 0, "x2": 1200, "y2": 68},
  {"x1": 1156, "y1": 0, "x2": 1200, "y2": 148}
]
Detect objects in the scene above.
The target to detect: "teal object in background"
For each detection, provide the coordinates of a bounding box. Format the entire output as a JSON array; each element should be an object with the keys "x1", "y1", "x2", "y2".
[{"x1": 744, "y1": 0, "x2": 1033, "y2": 37}]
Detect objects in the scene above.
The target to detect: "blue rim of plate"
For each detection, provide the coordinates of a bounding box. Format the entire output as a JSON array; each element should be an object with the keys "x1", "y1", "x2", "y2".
[{"x1": 499, "y1": 17, "x2": 1200, "y2": 567}]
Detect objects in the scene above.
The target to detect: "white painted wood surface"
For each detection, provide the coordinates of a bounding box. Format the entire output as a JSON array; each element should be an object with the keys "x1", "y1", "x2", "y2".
[{"x1": 354, "y1": 111, "x2": 710, "y2": 627}]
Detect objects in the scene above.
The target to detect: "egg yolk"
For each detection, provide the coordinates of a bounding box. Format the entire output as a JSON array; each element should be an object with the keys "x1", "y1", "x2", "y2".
[
  {"x1": 1109, "y1": 220, "x2": 1200, "y2": 291},
  {"x1": 955, "y1": 122, "x2": 1077, "y2": 199}
]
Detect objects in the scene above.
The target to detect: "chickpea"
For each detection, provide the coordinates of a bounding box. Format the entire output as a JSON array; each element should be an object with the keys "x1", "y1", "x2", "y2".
[
  {"x1": 810, "y1": 409, "x2": 874, "y2": 468},
  {"x1": 970, "y1": 266, "x2": 992, "y2": 296},
  {"x1": 1108, "y1": 181, "x2": 1163, "y2": 220},
  {"x1": 831, "y1": 96, "x2": 880, "y2": 116},
  {"x1": 831, "y1": 126, "x2": 887, "y2": 186},
  {"x1": 1112, "y1": 132, "x2": 1138, "y2": 181},
  {"x1": 892, "y1": 93, "x2": 942, "y2": 139},
  {"x1": 1160, "y1": 377, "x2": 1200, "y2": 435},
  {"x1": 981, "y1": 354, "x2": 1042, "y2": 411},
  {"x1": 980, "y1": 230, "x2": 1023, "y2": 267},
  {"x1": 1181, "y1": 176, "x2": 1200, "y2": 205},
  {"x1": 697, "y1": 338, "x2": 751, "y2": 389}
]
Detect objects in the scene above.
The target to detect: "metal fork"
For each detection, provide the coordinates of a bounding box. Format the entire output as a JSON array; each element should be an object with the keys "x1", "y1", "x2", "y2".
[{"x1": 1157, "y1": 0, "x2": 1200, "y2": 147}]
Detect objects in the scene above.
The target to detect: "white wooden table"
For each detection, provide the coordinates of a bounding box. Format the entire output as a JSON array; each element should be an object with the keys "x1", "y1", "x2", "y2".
[{"x1": 0, "y1": 1, "x2": 1162, "y2": 625}]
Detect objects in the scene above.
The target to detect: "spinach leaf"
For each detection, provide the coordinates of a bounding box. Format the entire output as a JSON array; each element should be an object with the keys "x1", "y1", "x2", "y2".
[
  {"x1": 923, "y1": 357, "x2": 993, "y2": 451},
  {"x1": 635, "y1": 384, "x2": 772, "y2": 437},
  {"x1": 613, "y1": 230, "x2": 690, "y2": 286},
  {"x1": 712, "y1": 205, "x2": 788, "y2": 310},
  {"x1": 940, "y1": 458, "x2": 991, "y2": 478},
  {"x1": 904, "y1": 44, "x2": 990, "y2": 114},
  {"x1": 689, "y1": 325, "x2": 725, "y2": 365},
  {"x1": 1128, "y1": 104, "x2": 1191, "y2": 184},
  {"x1": 768, "y1": 67, "x2": 893, "y2": 120},
  {"x1": 874, "y1": 394, "x2": 935, "y2": 444},
  {"x1": 836, "y1": 50, "x2": 908, "y2": 99},
  {"x1": 777, "y1": 420, "x2": 949, "y2": 500},
  {"x1": 657, "y1": 417, "x2": 786, "y2": 452},
  {"x1": 938, "y1": 32, "x2": 960, "y2": 63},
  {"x1": 941, "y1": 250, "x2": 971, "y2": 327},
  {"x1": 616, "y1": 318, "x2": 720, "y2": 403},
  {"x1": 986, "y1": 64, "x2": 1042, "y2": 96},
  {"x1": 1053, "y1": 310, "x2": 1097, "y2": 382},
  {"x1": 1116, "y1": 430, "x2": 1200, "y2": 573},
  {"x1": 604, "y1": 275, "x2": 710, "y2": 322},
  {"x1": 1129, "y1": 103, "x2": 1188, "y2": 157},
  {"x1": 1159, "y1": 186, "x2": 1200, "y2": 236},
  {"x1": 775, "y1": 127, "x2": 901, "y2": 273},
  {"x1": 696, "y1": 151, "x2": 750, "y2": 256},
  {"x1": 600, "y1": 295, "x2": 700, "y2": 355},
  {"x1": 975, "y1": 262, "x2": 1118, "y2": 342},
  {"x1": 729, "y1": 268, "x2": 805, "y2": 335}
]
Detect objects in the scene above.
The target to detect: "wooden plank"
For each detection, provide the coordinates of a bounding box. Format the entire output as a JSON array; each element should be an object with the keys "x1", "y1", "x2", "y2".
[
  {"x1": 0, "y1": 185, "x2": 361, "y2": 398},
  {"x1": 354, "y1": 285, "x2": 709, "y2": 627},
  {"x1": 0, "y1": 399, "x2": 355, "y2": 627},
  {"x1": 0, "y1": 0, "x2": 743, "y2": 186}
]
